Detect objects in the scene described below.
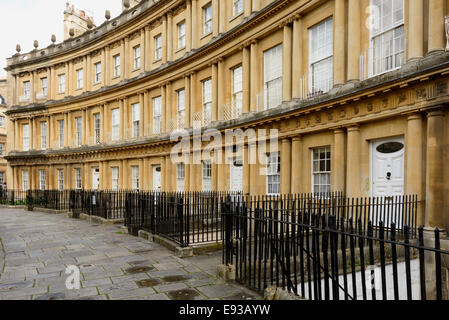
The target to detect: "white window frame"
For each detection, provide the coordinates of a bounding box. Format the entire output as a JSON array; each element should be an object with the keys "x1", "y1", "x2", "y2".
[
  {"x1": 41, "y1": 78, "x2": 48, "y2": 96},
  {"x1": 113, "y1": 54, "x2": 121, "y2": 77},
  {"x1": 112, "y1": 167, "x2": 119, "y2": 191},
  {"x1": 22, "y1": 170, "x2": 29, "y2": 191},
  {"x1": 58, "y1": 120, "x2": 64, "y2": 148},
  {"x1": 202, "y1": 160, "x2": 212, "y2": 192},
  {"x1": 133, "y1": 45, "x2": 141, "y2": 70},
  {"x1": 58, "y1": 74, "x2": 66, "y2": 94},
  {"x1": 23, "y1": 81, "x2": 30, "y2": 99},
  {"x1": 233, "y1": 0, "x2": 243, "y2": 17},
  {"x1": 57, "y1": 169, "x2": 64, "y2": 191},
  {"x1": 94, "y1": 62, "x2": 102, "y2": 84},
  {"x1": 203, "y1": 4, "x2": 213, "y2": 35},
  {"x1": 23, "y1": 124, "x2": 30, "y2": 151},
  {"x1": 177, "y1": 163, "x2": 185, "y2": 192},
  {"x1": 266, "y1": 152, "x2": 281, "y2": 196},
  {"x1": 0, "y1": 143, "x2": 4, "y2": 156},
  {"x1": 177, "y1": 89, "x2": 185, "y2": 129},
  {"x1": 154, "y1": 35, "x2": 162, "y2": 61},
  {"x1": 202, "y1": 79, "x2": 212, "y2": 125},
  {"x1": 153, "y1": 96, "x2": 162, "y2": 134},
  {"x1": 132, "y1": 103, "x2": 140, "y2": 138},
  {"x1": 264, "y1": 44, "x2": 283, "y2": 110},
  {"x1": 132, "y1": 166, "x2": 139, "y2": 191},
  {"x1": 75, "y1": 117, "x2": 82, "y2": 147},
  {"x1": 75, "y1": 168, "x2": 82, "y2": 190},
  {"x1": 369, "y1": 0, "x2": 405, "y2": 77},
  {"x1": 311, "y1": 146, "x2": 331, "y2": 195},
  {"x1": 76, "y1": 69, "x2": 84, "y2": 89},
  {"x1": 39, "y1": 170, "x2": 46, "y2": 191},
  {"x1": 0, "y1": 116, "x2": 4, "y2": 127},
  {"x1": 40, "y1": 122, "x2": 47, "y2": 150},
  {"x1": 0, "y1": 172, "x2": 4, "y2": 185},
  {"x1": 112, "y1": 108, "x2": 120, "y2": 141},
  {"x1": 309, "y1": 17, "x2": 334, "y2": 95},
  {"x1": 94, "y1": 113, "x2": 100, "y2": 144},
  {"x1": 232, "y1": 65, "x2": 243, "y2": 118},
  {"x1": 178, "y1": 21, "x2": 186, "y2": 49}
]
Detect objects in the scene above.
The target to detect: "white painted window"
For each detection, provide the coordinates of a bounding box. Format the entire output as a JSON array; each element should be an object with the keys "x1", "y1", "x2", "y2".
[
  {"x1": 154, "y1": 35, "x2": 162, "y2": 61},
  {"x1": 202, "y1": 79, "x2": 212, "y2": 125},
  {"x1": 40, "y1": 122, "x2": 47, "y2": 150},
  {"x1": 41, "y1": 78, "x2": 48, "y2": 96},
  {"x1": 0, "y1": 116, "x2": 4, "y2": 127},
  {"x1": 233, "y1": 0, "x2": 243, "y2": 16},
  {"x1": 309, "y1": 17, "x2": 333, "y2": 95},
  {"x1": 0, "y1": 172, "x2": 4, "y2": 185},
  {"x1": 178, "y1": 21, "x2": 186, "y2": 49},
  {"x1": 132, "y1": 166, "x2": 139, "y2": 191},
  {"x1": 177, "y1": 163, "x2": 185, "y2": 192},
  {"x1": 75, "y1": 117, "x2": 82, "y2": 146},
  {"x1": 133, "y1": 45, "x2": 141, "y2": 69},
  {"x1": 232, "y1": 66, "x2": 243, "y2": 118},
  {"x1": 76, "y1": 69, "x2": 84, "y2": 89},
  {"x1": 132, "y1": 103, "x2": 140, "y2": 138},
  {"x1": 312, "y1": 146, "x2": 331, "y2": 194},
  {"x1": 370, "y1": 0, "x2": 404, "y2": 76},
  {"x1": 264, "y1": 44, "x2": 283, "y2": 110},
  {"x1": 22, "y1": 170, "x2": 29, "y2": 191},
  {"x1": 203, "y1": 4, "x2": 212, "y2": 35},
  {"x1": 23, "y1": 81, "x2": 30, "y2": 99},
  {"x1": 58, "y1": 120, "x2": 64, "y2": 148},
  {"x1": 75, "y1": 168, "x2": 82, "y2": 190},
  {"x1": 177, "y1": 89, "x2": 185, "y2": 129},
  {"x1": 57, "y1": 169, "x2": 64, "y2": 191},
  {"x1": 153, "y1": 96, "x2": 162, "y2": 134},
  {"x1": 39, "y1": 170, "x2": 46, "y2": 191},
  {"x1": 112, "y1": 167, "x2": 119, "y2": 191},
  {"x1": 58, "y1": 74, "x2": 65, "y2": 93},
  {"x1": 94, "y1": 113, "x2": 100, "y2": 144},
  {"x1": 112, "y1": 108, "x2": 120, "y2": 141},
  {"x1": 266, "y1": 152, "x2": 280, "y2": 195},
  {"x1": 94, "y1": 62, "x2": 102, "y2": 83},
  {"x1": 202, "y1": 160, "x2": 212, "y2": 192},
  {"x1": 23, "y1": 124, "x2": 30, "y2": 151},
  {"x1": 0, "y1": 143, "x2": 4, "y2": 156},
  {"x1": 113, "y1": 55, "x2": 121, "y2": 77}
]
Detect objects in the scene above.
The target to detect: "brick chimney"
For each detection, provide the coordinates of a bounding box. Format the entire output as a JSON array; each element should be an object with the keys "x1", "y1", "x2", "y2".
[{"x1": 64, "y1": 2, "x2": 95, "y2": 40}]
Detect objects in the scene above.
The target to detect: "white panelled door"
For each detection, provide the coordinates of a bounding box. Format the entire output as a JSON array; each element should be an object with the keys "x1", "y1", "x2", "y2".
[
  {"x1": 92, "y1": 168, "x2": 100, "y2": 190},
  {"x1": 153, "y1": 165, "x2": 161, "y2": 191},
  {"x1": 230, "y1": 158, "x2": 243, "y2": 192}
]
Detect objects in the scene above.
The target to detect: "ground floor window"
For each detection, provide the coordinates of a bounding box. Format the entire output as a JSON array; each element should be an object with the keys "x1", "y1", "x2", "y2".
[
  {"x1": 39, "y1": 170, "x2": 46, "y2": 191},
  {"x1": 312, "y1": 146, "x2": 331, "y2": 194},
  {"x1": 266, "y1": 152, "x2": 280, "y2": 195},
  {"x1": 132, "y1": 166, "x2": 139, "y2": 191},
  {"x1": 202, "y1": 160, "x2": 212, "y2": 192},
  {"x1": 75, "y1": 168, "x2": 82, "y2": 190},
  {"x1": 0, "y1": 172, "x2": 5, "y2": 185},
  {"x1": 177, "y1": 163, "x2": 185, "y2": 192},
  {"x1": 57, "y1": 169, "x2": 64, "y2": 191},
  {"x1": 22, "y1": 171, "x2": 29, "y2": 191}
]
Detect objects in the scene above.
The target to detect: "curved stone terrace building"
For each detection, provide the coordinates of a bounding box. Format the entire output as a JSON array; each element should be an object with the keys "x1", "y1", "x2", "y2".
[{"x1": 4, "y1": 0, "x2": 449, "y2": 230}]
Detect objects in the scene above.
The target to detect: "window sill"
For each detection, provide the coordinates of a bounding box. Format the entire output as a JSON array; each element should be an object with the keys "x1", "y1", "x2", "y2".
[
  {"x1": 229, "y1": 12, "x2": 244, "y2": 23},
  {"x1": 132, "y1": 67, "x2": 141, "y2": 72},
  {"x1": 112, "y1": 75, "x2": 120, "y2": 80},
  {"x1": 153, "y1": 59, "x2": 162, "y2": 64},
  {"x1": 176, "y1": 47, "x2": 186, "y2": 53},
  {"x1": 200, "y1": 32, "x2": 212, "y2": 40}
]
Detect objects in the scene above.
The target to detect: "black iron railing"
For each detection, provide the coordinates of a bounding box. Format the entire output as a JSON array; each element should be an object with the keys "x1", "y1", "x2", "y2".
[{"x1": 221, "y1": 194, "x2": 447, "y2": 300}]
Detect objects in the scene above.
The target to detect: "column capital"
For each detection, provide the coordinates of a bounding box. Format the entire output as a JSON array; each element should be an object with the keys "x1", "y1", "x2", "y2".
[
  {"x1": 346, "y1": 124, "x2": 360, "y2": 132},
  {"x1": 250, "y1": 39, "x2": 258, "y2": 46},
  {"x1": 405, "y1": 112, "x2": 423, "y2": 121},
  {"x1": 425, "y1": 106, "x2": 446, "y2": 117},
  {"x1": 292, "y1": 135, "x2": 303, "y2": 142},
  {"x1": 282, "y1": 137, "x2": 292, "y2": 144},
  {"x1": 333, "y1": 128, "x2": 346, "y2": 134}
]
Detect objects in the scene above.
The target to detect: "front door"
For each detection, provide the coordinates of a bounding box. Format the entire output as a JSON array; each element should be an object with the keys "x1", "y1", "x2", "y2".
[
  {"x1": 153, "y1": 165, "x2": 161, "y2": 191},
  {"x1": 230, "y1": 157, "x2": 243, "y2": 192},
  {"x1": 370, "y1": 137, "x2": 405, "y2": 226},
  {"x1": 92, "y1": 168, "x2": 100, "y2": 190}
]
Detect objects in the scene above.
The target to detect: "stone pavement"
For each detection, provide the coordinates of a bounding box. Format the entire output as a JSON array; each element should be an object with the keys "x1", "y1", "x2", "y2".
[{"x1": 0, "y1": 208, "x2": 261, "y2": 300}]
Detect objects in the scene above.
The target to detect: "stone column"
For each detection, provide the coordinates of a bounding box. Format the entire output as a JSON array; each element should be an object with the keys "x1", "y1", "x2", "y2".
[
  {"x1": 189, "y1": 153, "x2": 196, "y2": 192},
  {"x1": 406, "y1": 113, "x2": 424, "y2": 226},
  {"x1": 346, "y1": 126, "x2": 361, "y2": 197},
  {"x1": 48, "y1": 165, "x2": 54, "y2": 190},
  {"x1": 219, "y1": 0, "x2": 226, "y2": 34},
  {"x1": 243, "y1": 144, "x2": 250, "y2": 195},
  {"x1": 83, "y1": 57, "x2": 88, "y2": 93},
  {"x1": 212, "y1": 0, "x2": 219, "y2": 37},
  {"x1": 425, "y1": 108, "x2": 445, "y2": 228},
  {"x1": 280, "y1": 138, "x2": 292, "y2": 195},
  {"x1": 165, "y1": 82, "x2": 172, "y2": 132},
  {"x1": 47, "y1": 67, "x2": 53, "y2": 99},
  {"x1": 252, "y1": 0, "x2": 261, "y2": 12},
  {"x1": 162, "y1": 15, "x2": 168, "y2": 63},
  {"x1": 139, "y1": 158, "x2": 144, "y2": 190},
  {"x1": 333, "y1": 129, "x2": 346, "y2": 193},
  {"x1": 105, "y1": 45, "x2": 110, "y2": 85},
  {"x1": 122, "y1": 159, "x2": 129, "y2": 190},
  {"x1": 161, "y1": 84, "x2": 167, "y2": 133},
  {"x1": 101, "y1": 49, "x2": 106, "y2": 87},
  {"x1": 140, "y1": 29, "x2": 146, "y2": 73},
  {"x1": 347, "y1": 0, "x2": 360, "y2": 82},
  {"x1": 139, "y1": 93, "x2": 145, "y2": 137},
  {"x1": 250, "y1": 40, "x2": 259, "y2": 112},
  {"x1": 185, "y1": 75, "x2": 191, "y2": 128},
  {"x1": 217, "y1": 58, "x2": 225, "y2": 120},
  {"x1": 47, "y1": 116, "x2": 52, "y2": 150},
  {"x1": 64, "y1": 113, "x2": 68, "y2": 147},
  {"x1": 160, "y1": 156, "x2": 166, "y2": 191},
  {"x1": 30, "y1": 71, "x2": 35, "y2": 104},
  {"x1": 408, "y1": 0, "x2": 424, "y2": 61},
  {"x1": 29, "y1": 118, "x2": 34, "y2": 150},
  {"x1": 191, "y1": 0, "x2": 198, "y2": 49},
  {"x1": 242, "y1": 45, "x2": 250, "y2": 113},
  {"x1": 212, "y1": 62, "x2": 218, "y2": 121},
  {"x1": 428, "y1": 0, "x2": 445, "y2": 53},
  {"x1": 165, "y1": 156, "x2": 172, "y2": 192},
  {"x1": 249, "y1": 142, "x2": 258, "y2": 195},
  {"x1": 100, "y1": 104, "x2": 105, "y2": 143},
  {"x1": 291, "y1": 136, "x2": 302, "y2": 194},
  {"x1": 244, "y1": 0, "x2": 252, "y2": 17},
  {"x1": 145, "y1": 26, "x2": 151, "y2": 71},
  {"x1": 217, "y1": 148, "x2": 226, "y2": 192},
  {"x1": 143, "y1": 91, "x2": 150, "y2": 136},
  {"x1": 334, "y1": 0, "x2": 345, "y2": 86},
  {"x1": 282, "y1": 22, "x2": 293, "y2": 102},
  {"x1": 86, "y1": 54, "x2": 92, "y2": 91},
  {"x1": 167, "y1": 11, "x2": 173, "y2": 62},
  {"x1": 292, "y1": 15, "x2": 303, "y2": 99},
  {"x1": 123, "y1": 98, "x2": 129, "y2": 139},
  {"x1": 120, "y1": 39, "x2": 126, "y2": 81},
  {"x1": 14, "y1": 120, "x2": 19, "y2": 151},
  {"x1": 186, "y1": 0, "x2": 192, "y2": 52},
  {"x1": 82, "y1": 109, "x2": 87, "y2": 145}
]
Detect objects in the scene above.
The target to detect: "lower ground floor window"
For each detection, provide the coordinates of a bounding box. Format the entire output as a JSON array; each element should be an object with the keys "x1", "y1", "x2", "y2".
[{"x1": 312, "y1": 146, "x2": 331, "y2": 194}]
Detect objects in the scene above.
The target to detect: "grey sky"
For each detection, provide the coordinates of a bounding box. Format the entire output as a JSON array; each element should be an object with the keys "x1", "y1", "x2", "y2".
[{"x1": 0, "y1": 0, "x2": 122, "y2": 77}]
